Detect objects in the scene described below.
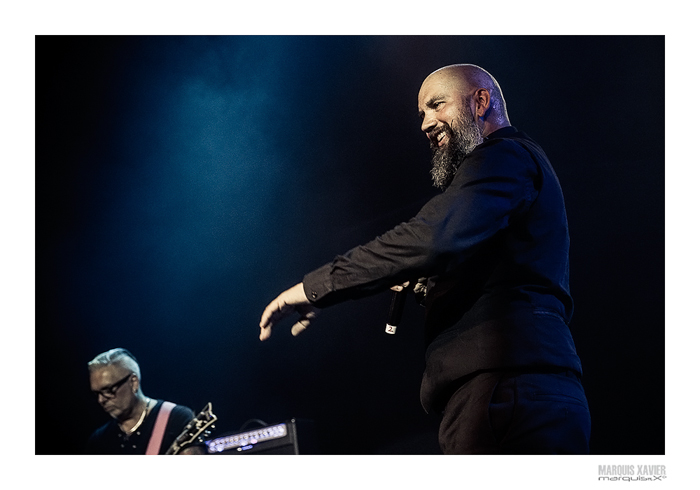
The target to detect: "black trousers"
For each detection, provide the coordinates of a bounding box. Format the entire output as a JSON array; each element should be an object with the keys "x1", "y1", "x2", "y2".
[{"x1": 439, "y1": 369, "x2": 591, "y2": 454}]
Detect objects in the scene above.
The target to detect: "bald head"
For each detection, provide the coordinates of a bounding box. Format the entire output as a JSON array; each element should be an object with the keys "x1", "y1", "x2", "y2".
[{"x1": 419, "y1": 64, "x2": 510, "y2": 133}]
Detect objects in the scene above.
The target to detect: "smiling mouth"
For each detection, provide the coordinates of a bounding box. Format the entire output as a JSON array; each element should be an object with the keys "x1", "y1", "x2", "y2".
[{"x1": 430, "y1": 128, "x2": 448, "y2": 149}]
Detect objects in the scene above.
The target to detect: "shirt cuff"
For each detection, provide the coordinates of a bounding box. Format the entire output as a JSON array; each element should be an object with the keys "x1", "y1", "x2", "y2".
[{"x1": 302, "y1": 262, "x2": 336, "y2": 308}]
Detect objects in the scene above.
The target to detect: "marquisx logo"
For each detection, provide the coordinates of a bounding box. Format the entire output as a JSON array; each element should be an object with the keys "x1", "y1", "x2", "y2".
[{"x1": 598, "y1": 465, "x2": 667, "y2": 482}]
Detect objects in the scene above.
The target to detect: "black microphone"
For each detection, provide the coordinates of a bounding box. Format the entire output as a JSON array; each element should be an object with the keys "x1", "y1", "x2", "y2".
[{"x1": 385, "y1": 288, "x2": 408, "y2": 334}]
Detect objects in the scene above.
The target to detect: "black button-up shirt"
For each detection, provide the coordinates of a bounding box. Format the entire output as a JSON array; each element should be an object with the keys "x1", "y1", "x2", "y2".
[{"x1": 303, "y1": 127, "x2": 582, "y2": 412}]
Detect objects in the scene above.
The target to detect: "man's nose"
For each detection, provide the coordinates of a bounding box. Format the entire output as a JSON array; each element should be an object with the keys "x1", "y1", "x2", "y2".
[{"x1": 421, "y1": 113, "x2": 437, "y2": 134}]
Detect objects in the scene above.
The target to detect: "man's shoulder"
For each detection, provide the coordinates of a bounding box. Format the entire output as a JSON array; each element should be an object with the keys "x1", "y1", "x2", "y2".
[
  {"x1": 86, "y1": 419, "x2": 117, "y2": 451},
  {"x1": 489, "y1": 127, "x2": 547, "y2": 155},
  {"x1": 468, "y1": 133, "x2": 538, "y2": 170},
  {"x1": 172, "y1": 403, "x2": 196, "y2": 418},
  {"x1": 159, "y1": 400, "x2": 195, "y2": 423},
  {"x1": 90, "y1": 419, "x2": 116, "y2": 437}
]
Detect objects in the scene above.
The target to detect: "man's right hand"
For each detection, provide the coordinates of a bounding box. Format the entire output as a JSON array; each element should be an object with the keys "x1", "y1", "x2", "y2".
[
  {"x1": 259, "y1": 283, "x2": 320, "y2": 341},
  {"x1": 390, "y1": 278, "x2": 428, "y2": 303}
]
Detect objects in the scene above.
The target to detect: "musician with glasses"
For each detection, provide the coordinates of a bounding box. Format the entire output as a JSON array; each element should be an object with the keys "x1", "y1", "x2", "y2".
[{"x1": 86, "y1": 348, "x2": 205, "y2": 454}]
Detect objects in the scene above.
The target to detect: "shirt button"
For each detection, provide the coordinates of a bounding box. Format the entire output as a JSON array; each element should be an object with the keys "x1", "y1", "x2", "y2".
[{"x1": 311, "y1": 291, "x2": 318, "y2": 299}]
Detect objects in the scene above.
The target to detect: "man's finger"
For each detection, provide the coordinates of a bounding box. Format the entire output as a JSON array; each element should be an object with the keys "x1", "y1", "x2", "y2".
[
  {"x1": 291, "y1": 306, "x2": 320, "y2": 336},
  {"x1": 291, "y1": 321, "x2": 308, "y2": 336},
  {"x1": 259, "y1": 297, "x2": 288, "y2": 340},
  {"x1": 260, "y1": 294, "x2": 291, "y2": 328},
  {"x1": 390, "y1": 281, "x2": 410, "y2": 292},
  {"x1": 259, "y1": 325, "x2": 272, "y2": 341}
]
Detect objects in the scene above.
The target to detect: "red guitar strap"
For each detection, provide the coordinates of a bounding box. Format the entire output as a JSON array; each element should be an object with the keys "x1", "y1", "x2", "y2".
[{"x1": 146, "y1": 401, "x2": 176, "y2": 455}]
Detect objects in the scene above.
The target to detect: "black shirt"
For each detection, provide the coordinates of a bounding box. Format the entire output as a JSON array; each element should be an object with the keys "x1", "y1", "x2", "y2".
[
  {"x1": 303, "y1": 127, "x2": 582, "y2": 412},
  {"x1": 86, "y1": 400, "x2": 194, "y2": 454}
]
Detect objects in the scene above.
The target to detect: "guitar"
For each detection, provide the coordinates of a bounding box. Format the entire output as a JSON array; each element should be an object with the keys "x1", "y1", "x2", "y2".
[{"x1": 165, "y1": 402, "x2": 217, "y2": 455}]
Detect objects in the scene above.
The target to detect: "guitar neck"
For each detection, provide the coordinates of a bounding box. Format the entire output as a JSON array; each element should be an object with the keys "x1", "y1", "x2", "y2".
[{"x1": 166, "y1": 402, "x2": 217, "y2": 455}]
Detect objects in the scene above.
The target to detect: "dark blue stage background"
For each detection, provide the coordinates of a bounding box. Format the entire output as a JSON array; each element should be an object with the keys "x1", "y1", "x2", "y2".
[{"x1": 36, "y1": 35, "x2": 664, "y2": 455}]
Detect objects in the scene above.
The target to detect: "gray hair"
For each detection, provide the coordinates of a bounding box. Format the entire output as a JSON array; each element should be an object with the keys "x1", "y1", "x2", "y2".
[{"x1": 87, "y1": 348, "x2": 141, "y2": 380}]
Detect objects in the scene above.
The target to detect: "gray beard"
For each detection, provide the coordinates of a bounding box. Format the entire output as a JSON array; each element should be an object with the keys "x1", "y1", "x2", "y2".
[{"x1": 429, "y1": 106, "x2": 484, "y2": 190}]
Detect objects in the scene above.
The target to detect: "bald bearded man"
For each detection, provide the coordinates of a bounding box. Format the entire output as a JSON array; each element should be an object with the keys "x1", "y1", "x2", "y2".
[{"x1": 259, "y1": 64, "x2": 591, "y2": 454}]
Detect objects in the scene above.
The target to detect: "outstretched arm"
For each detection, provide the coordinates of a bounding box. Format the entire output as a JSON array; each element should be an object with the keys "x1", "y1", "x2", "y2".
[{"x1": 259, "y1": 283, "x2": 321, "y2": 341}]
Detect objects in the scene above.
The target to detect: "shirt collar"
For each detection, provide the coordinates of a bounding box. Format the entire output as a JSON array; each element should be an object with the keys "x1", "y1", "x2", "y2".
[{"x1": 485, "y1": 126, "x2": 517, "y2": 140}]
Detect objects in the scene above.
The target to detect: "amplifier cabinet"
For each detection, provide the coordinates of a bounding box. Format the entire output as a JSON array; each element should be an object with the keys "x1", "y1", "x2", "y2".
[{"x1": 205, "y1": 419, "x2": 317, "y2": 455}]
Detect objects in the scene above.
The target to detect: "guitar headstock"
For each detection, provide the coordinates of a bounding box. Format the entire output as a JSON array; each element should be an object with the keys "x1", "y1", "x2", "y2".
[{"x1": 167, "y1": 402, "x2": 217, "y2": 455}]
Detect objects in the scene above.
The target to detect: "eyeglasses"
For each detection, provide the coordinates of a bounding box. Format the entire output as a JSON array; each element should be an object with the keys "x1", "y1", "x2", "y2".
[{"x1": 92, "y1": 372, "x2": 134, "y2": 399}]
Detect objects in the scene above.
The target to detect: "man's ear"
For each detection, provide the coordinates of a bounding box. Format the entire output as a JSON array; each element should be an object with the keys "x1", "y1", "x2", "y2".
[{"x1": 473, "y1": 88, "x2": 491, "y2": 118}]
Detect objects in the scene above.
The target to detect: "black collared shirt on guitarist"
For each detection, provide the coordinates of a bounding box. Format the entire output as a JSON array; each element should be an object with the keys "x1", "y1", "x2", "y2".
[{"x1": 86, "y1": 399, "x2": 195, "y2": 454}]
